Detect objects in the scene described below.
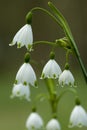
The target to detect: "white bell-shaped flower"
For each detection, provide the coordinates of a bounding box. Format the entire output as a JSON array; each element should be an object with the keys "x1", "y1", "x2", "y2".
[
  {"x1": 41, "y1": 59, "x2": 62, "y2": 79},
  {"x1": 46, "y1": 118, "x2": 61, "y2": 130},
  {"x1": 9, "y1": 24, "x2": 33, "y2": 51},
  {"x1": 26, "y1": 112, "x2": 44, "y2": 130},
  {"x1": 69, "y1": 105, "x2": 87, "y2": 128},
  {"x1": 11, "y1": 83, "x2": 30, "y2": 101},
  {"x1": 16, "y1": 63, "x2": 37, "y2": 87},
  {"x1": 59, "y1": 69, "x2": 75, "y2": 87}
]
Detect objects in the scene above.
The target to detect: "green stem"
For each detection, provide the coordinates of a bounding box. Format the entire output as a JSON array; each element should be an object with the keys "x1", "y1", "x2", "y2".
[
  {"x1": 44, "y1": 79, "x2": 55, "y2": 96},
  {"x1": 34, "y1": 40, "x2": 71, "y2": 48},
  {"x1": 66, "y1": 50, "x2": 70, "y2": 63},
  {"x1": 34, "y1": 40, "x2": 57, "y2": 46},
  {"x1": 29, "y1": 7, "x2": 63, "y2": 29},
  {"x1": 48, "y1": 2, "x2": 87, "y2": 83},
  {"x1": 50, "y1": 93, "x2": 58, "y2": 114},
  {"x1": 44, "y1": 79, "x2": 58, "y2": 115},
  {"x1": 57, "y1": 87, "x2": 77, "y2": 103}
]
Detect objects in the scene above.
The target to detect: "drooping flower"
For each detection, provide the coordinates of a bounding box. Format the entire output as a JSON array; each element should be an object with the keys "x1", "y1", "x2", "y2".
[
  {"x1": 16, "y1": 62, "x2": 37, "y2": 87},
  {"x1": 69, "y1": 105, "x2": 87, "y2": 128},
  {"x1": 9, "y1": 24, "x2": 33, "y2": 51},
  {"x1": 58, "y1": 69, "x2": 75, "y2": 87},
  {"x1": 41, "y1": 59, "x2": 62, "y2": 79},
  {"x1": 41, "y1": 52, "x2": 62, "y2": 79},
  {"x1": 11, "y1": 53, "x2": 37, "y2": 101},
  {"x1": 11, "y1": 83, "x2": 30, "y2": 101},
  {"x1": 26, "y1": 112, "x2": 44, "y2": 130},
  {"x1": 46, "y1": 118, "x2": 61, "y2": 130}
]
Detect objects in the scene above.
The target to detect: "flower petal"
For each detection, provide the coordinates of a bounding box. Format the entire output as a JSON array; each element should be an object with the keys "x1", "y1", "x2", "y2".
[
  {"x1": 41, "y1": 59, "x2": 62, "y2": 79},
  {"x1": 69, "y1": 105, "x2": 87, "y2": 127},
  {"x1": 46, "y1": 118, "x2": 61, "y2": 130},
  {"x1": 11, "y1": 83, "x2": 30, "y2": 101},
  {"x1": 26, "y1": 112, "x2": 44, "y2": 130},
  {"x1": 16, "y1": 63, "x2": 37, "y2": 87},
  {"x1": 59, "y1": 70, "x2": 75, "y2": 87},
  {"x1": 9, "y1": 24, "x2": 33, "y2": 50}
]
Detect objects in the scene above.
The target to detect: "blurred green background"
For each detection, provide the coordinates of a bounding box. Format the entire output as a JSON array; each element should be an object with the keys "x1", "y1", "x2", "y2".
[{"x1": 0, "y1": 0, "x2": 87, "y2": 130}]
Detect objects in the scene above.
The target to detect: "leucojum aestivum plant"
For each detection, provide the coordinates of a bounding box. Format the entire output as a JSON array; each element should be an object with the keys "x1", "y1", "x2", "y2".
[{"x1": 9, "y1": 2, "x2": 87, "y2": 130}]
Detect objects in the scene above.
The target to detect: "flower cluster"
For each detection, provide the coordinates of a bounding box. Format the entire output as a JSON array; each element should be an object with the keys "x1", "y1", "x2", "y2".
[
  {"x1": 9, "y1": 23, "x2": 75, "y2": 87},
  {"x1": 26, "y1": 111, "x2": 61, "y2": 130},
  {"x1": 41, "y1": 52, "x2": 75, "y2": 88},
  {"x1": 10, "y1": 24, "x2": 75, "y2": 102},
  {"x1": 25, "y1": 103, "x2": 87, "y2": 130},
  {"x1": 9, "y1": 10, "x2": 87, "y2": 130}
]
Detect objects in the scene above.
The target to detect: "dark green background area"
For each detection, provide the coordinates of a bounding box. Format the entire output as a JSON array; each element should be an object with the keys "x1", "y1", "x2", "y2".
[{"x1": 0, "y1": 0, "x2": 87, "y2": 130}]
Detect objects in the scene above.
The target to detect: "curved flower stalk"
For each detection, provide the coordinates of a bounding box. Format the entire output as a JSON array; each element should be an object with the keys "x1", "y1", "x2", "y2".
[
  {"x1": 46, "y1": 118, "x2": 61, "y2": 130},
  {"x1": 69, "y1": 99, "x2": 87, "y2": 128},
  {"x1": 11, "y1": 83, "x2": 30, "y2": 101},
  {"x1": 16, "y1": 62, "x2": 37, "y2": 87},
  {"x1": 9, "y1": 24, "x2": 33, "y2": 51},
  {"x1": 59, "y1": 69, "x2": 75, "y2": 87},
  {"x1": 26, "y1": 112, "x2": 44, "y2": 130},
  {"x1": 41, "y1": 52, "x2": 62, "y2": 79}
]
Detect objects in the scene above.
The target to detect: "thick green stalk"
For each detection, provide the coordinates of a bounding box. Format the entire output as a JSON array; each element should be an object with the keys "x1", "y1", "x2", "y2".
[{"x1": 45, "y1": 79, "x2": 58, "y2": 115}]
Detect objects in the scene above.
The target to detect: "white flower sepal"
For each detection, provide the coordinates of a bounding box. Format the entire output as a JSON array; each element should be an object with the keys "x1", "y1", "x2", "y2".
[
  {"x1": 9, "y1": 24, "x2": 33, "y2": 51},
  {"x1": 59, "y1": 69, "x2": 75, "y2": 87},
  {"x1": 69, "y1": 105, "x2": 87, "y2": 128},
  {"x1": 11, "y1": 83, "x2": 30, "y2": 101},
  {"x1": 16, "y1": 63, "x2": 37, "y2": 87},
  {"x1": 46, "y1": 118, "x2": 61, "y2": 130},
  {"x1": 26, "y1": 112, "x2": 44, "y2": 130},
  {"x1": 41, "y1": 59, "x2": 62, "y2": 79}
]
